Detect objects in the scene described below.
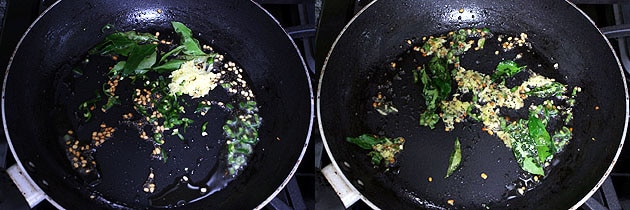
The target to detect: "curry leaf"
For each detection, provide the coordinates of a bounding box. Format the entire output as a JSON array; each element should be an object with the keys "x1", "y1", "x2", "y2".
[
  {"x1": 171, "y1": 21, "x2": 206, "y2": 56},
  {"x1": 491, "y1": 60, "x2": 526, "y2": 81},
  {"x1": 137, "y1": 50, "x2": 157, "y2": 70},
  {"x1": 418, "y1": 55, "x2": 452, "y2": 129},
  {"x1": 528, "y1": 113, "x2": 552, "y2": 163},
  {"x1": 109, "y1": 61, "x2": 126, "y2": 76},
  {"x1": 117, "y1": 31, "x2": 158, "y2": 43},
  {"x1": 153, "y1": 59, "x2": 187, "y2": 73},
  {"x1": 522, "y1": 157, "x2": 544, "y2": 175},
  {"x1": 159, "y1": 45, "x2": 186, "y2": 63},
  {"x1": 346, "y1": 134, "x2": 386, "y2": 150},
  {"x1": 434, "y1": 78, "x2": 451, "y2": 100},
  {"x1": 445, "y1": 138, "x2": 462, "y2": 178},
  {"x1": 90, "y1": 31, "x2": 157, "y2": 56},
  {"x1": 122, "y1": 44, "x2": 157, "y2": 76}
]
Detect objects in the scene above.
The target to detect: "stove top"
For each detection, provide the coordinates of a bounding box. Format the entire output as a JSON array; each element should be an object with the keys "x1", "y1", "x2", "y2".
[{"x1": 1, "y1": 1, "x2": 629, "y2": 210}]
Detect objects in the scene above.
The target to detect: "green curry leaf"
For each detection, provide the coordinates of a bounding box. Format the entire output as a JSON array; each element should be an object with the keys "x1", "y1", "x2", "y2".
[
  {"x1": 528, "y1": 112, "x2": 552, "y2": 163},
  {"x1": 522, "y1": 157, "x2": 544, "y2": 175},
  {"x1": 109, "y1": 61, "x2": 126, "y2": 76},
  {"x1": 171, "y1": 21, "x2": 206, "y2": 56},
  {"x1": 445, "y1": 138, "x2": 462, "y2": 178},
  {"x1": 89, "y1": 31, "x2": 157, "y2": 56},
  {"x1": 491, "y1": 60, "x2": 526, "y2": 81},
  {"x1": 122, "y1": 44, "x2": 157, "y2": 77},
  {"x1": 153, "y1": 59, "x2": 187, "y2": 73},
  {"x1": 346, "y1": 134, "x2": 386, "y2": 150},
  {"x1": 159, "y1": 45, "x2": 186, "y2": 63}
]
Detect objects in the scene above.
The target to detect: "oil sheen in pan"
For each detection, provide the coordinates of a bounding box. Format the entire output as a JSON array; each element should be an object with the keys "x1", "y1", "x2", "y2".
[
  {"x1": 356, "y1": 31, "x2": 565, "y2": 208},
  {"x1": 51, "y1": 29, "x2": 260, "y2": 208}
]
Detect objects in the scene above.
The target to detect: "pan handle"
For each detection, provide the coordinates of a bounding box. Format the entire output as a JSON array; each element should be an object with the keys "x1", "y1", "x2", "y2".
[
  {"x1": 6, "y1": 164, "x2": 46, "y2": 208},
  {"x1": 321, "y1": 164, "x2": 362, "y2": 208}
]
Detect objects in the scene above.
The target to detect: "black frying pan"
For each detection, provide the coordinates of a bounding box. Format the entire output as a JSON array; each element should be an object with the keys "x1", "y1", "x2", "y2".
[
  {"x1": 3, "y1": 0, "x2": 313, "y2": 209},
  {"x1": 318, "y1": 0, "x2": 627, "y2": 209}
]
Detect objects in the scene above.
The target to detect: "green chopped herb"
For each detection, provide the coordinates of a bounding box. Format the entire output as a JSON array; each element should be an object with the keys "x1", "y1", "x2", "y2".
[
  {"x1": 526, "y1": 82, "x2": 566, "y2": 98},
  {"x1": 201, "y1": 122, "x2": 208, "y2": 133},
  {"x1": 171, "y1": 129, "x2": 184, "y2": 140},
  {"x1": 368, "y1": 151, "x2": 383, "y2": 165},
  {"x1": 72, "y1": 67, "x2": 83, "y2": 76},
  {"x1": 452, "y1": 29, "x2": 467, "y2": 45},
  {"x1": 224, "y1": 103, "x2": 234, "y2": 111},
  {"x1": 78, "y1": 91, "x2": 102, "y2": 122},
  {"x1": 413, "y1": 68, "x2": 419, "y2": 83},
  {"x1": 552, "y1": 126, "x2": 572, "y2": 152},
  {"x1": 101, "y1": 24, "x2": 114, "y2": 33},
  {"x1": 102, "y1": 95, "x2": 120, "y2": 112},
  {"x1": 419, "y1": 111, "x2": 440, "y2": 129},
  {"x1": 154, "y1": 133, "x2": 164, "y2": 145},
  {"x1": 161, "y1": 148, "x2": 168, "y2": 163},
  {"x1": 181, "y1": 118, "x2": 193, "y2": 133},
  {"x1": 481, "y1": 28, "x2": 491, "y2": 34},
  {"x1": 477, "y1": 37, "x2": 486, "y2": 49},
  {"x1": 223, "y1": 100, "x2": 263, "y2": 175}
]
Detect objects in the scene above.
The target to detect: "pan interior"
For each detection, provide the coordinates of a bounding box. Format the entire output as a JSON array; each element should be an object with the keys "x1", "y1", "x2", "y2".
[
  {"x1": 51, "y1": 26, "x2": 252, "y2": 207},
  {"x1": 349, "y1": 30, "x2": 562, "y2": 207},
  {"x1": 319, "y1": 0, "x2": 627, "y2": 209}
]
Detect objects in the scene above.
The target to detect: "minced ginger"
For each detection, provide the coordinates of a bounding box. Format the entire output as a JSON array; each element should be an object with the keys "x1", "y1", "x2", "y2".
[{"x1": 168, "y1": 59, "x2": 219, "y2": 98}]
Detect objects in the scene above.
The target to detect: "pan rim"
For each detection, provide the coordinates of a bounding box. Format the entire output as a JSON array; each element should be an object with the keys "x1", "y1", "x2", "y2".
[
  {"x1": 565, "y1": 0, "x2": 629, "y2": 209},
  {"x1": 316, "y1": 0, "x2": 380, "y2": 208},
  {"x1": 316, "y1": 0, "x2": 630, "y2": 209},
  {"x1": 1, "y1": 0, "x2": 315, "y2": 209},
  {"x1": 249, "y1": 1, "x2": 315, "y2": 210},
  {"x1": 1, "y1": 0, "x2": 65, "y2": 208}
]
